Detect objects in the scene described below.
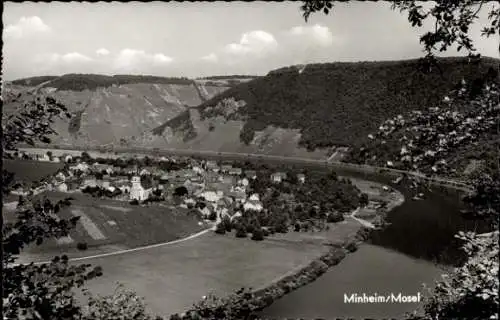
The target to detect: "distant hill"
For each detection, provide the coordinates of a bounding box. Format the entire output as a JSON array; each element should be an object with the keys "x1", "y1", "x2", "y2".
[
  {"x1": 198, "y1": 75, "x2": 260, "y2": 80},
  {"x1": 10, "y1": 76, "x2": 58, "y2": 87},
  {"x1": 131, "y1": 57, "x2": 498, "y2": 158},
  {"x1": 2, "y1": 74, "x2": 257, "y2": 148},
  {"x1": 6, "y1": 57, "x2": 498, "y2": 162}
]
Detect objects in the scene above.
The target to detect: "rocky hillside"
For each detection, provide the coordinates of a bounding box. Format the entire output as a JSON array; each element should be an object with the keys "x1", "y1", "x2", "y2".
[
  {"x1": 2, "y1": 74, "x2": 249, "y2": 148},
  {"x1": 130, "y1": 57, "x2": 498, "y2": 159}
]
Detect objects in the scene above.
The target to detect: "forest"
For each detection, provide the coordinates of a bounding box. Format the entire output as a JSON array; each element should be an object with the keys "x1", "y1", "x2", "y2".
[{"x1": 199, "y1": 57, "x2": 499, "y2": 151}]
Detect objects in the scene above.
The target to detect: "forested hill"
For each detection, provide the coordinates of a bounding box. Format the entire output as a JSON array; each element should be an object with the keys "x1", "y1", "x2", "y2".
[{"x1": 197, "y1": 56, "x2": 499, "y2": 151}]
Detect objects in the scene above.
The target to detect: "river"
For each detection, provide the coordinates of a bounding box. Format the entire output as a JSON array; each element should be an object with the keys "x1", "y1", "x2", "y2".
[{"x1": 260, "y1": 174, "x2": 485, "y2": 319}]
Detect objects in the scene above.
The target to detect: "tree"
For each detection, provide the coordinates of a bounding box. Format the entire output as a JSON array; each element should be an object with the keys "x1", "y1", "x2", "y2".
[
  {"x1": 359, "y1": 193, "x2": 370, "y2": 208},
  {"x1": 81, "y1": 151, "x2": 91, "y2": 163},
  {"x1": 235, "y1": 226, "x2": 247, "y2": 238},
  {"x1": 1, "y1": 96, "x2": 105, "y2": 319},
  {"x1": 301, "y1": 1, "x2": 499, "y2": 62},
  {"x1": 2, "y1": 96, "x2": 156, "y2": 319},
  {"x1": 173, "y1": 186, "x2": 188, "y2": 197},
  {"x1": 81, "y1": 284, "x2": 161, "y2": 320},
  {"x1": 215, "y1": 222, "x2": 226, "y2": 235},
  {"x1": 251, "y1": 228, "x2": 265, "y2": 241}
]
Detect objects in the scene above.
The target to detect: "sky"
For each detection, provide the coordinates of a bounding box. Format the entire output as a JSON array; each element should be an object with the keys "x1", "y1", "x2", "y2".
[{"x1": 2, "y1": 1, "x2": 499, "y2": 81}]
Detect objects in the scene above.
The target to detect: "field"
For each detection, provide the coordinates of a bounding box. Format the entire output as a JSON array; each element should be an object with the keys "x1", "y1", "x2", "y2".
[
  {"x1": 75, "y1": 231, "x2": 331, "y2": 317},
  {"x1": 3, "y1": 159, "x2": 64, "y2": 183},
  {"x1": 9, "y1": 191, "x2": 208, "y2": 260}
]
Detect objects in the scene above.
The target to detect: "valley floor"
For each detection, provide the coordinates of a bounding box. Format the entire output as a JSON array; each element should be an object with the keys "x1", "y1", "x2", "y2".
[{"x1": 12, "y1": 177, "x2": 403, "y2": 318}]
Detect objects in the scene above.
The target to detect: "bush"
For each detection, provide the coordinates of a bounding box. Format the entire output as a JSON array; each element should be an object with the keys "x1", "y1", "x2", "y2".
[
  {"x1": 294, "y1": 223, "x2": 301, "y2": 232},
  {"x1": 77, "y1": 242, "x2": 88, "y2": 251},
  {"x1": 129, "y1": 199, "x2": 139, "y2": 205},
  {"x1": 251, "y1": 228, "x2": 265, "y2": 241},
  {"x1": 274, "y1": 222, "x2": 288, "y2": 233},
  {"x1": 235, "y1": 227, "x2": 247, "y2": 238},
  {"x1": 245, "y1": 223, "x2": 256, "y2": 234},
  {"x1": 208, "y1": 211, "x2": 217, "y2": 221},
  {"x1": 214, "y1": 223, "x2": 226, "y2": 235},
  {"x1": 345, "y1": 241, "x2": 358, "y2": 253},
  {"x1": 327, "y1": 212, "x2": 345, "y2": 223},
  {"x1": 221, "y1": 216, "x2": 232, "y2": 232}
]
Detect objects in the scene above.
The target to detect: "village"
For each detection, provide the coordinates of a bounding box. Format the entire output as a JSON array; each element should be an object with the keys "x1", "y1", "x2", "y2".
[{"x1": 9, "y1": 150, "x2": 310, "y2": 227}]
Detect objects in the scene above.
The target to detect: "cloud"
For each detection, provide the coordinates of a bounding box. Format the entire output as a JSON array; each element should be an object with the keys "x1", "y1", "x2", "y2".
[
  {"x1": 201, "y1": 53, "x2": 218, "y2": 63},
  {"x1": 96, "y1": 48, "x2": 110, "y2": 56},
  {"x1": 288, "y1": 24, "x2": 335, "y2": 47},
  {"x1": 36, "y1": 52, "x2": 93, "y2": 65},
  {"x1": 224, "y1": 30, "x2": 278, "y2": 57},
  {"x1": 153, "y1": 53, "x2": 173, "y2": 64},
  {"x1": 114, "y1": 49, "x2": 173, "y2": 70},
  {"x1": 4, "y1": 16, "x2": 51, "y2": 39},
  {"x1": 61, "y1": 52, "x2": 93, "y2": 63}
]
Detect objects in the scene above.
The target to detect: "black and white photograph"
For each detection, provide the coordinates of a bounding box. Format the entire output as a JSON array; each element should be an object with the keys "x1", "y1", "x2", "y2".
[{"x1": 1, "y1": 1, "x2": 499, "y2": 319}]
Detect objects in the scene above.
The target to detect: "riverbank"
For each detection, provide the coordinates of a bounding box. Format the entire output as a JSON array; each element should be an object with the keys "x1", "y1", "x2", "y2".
[
  {"x1": 249, "y1": 179, "x2": 405, "y2": 313},
  {"x1": 176, "y1": 178, "x2": 406, "y2": 318}
]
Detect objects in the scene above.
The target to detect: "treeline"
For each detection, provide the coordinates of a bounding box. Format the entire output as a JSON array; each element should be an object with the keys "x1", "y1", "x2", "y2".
[
  {"x1": 21, "y1": 74, "x2": 195, "y2": 91},
  {"x1": 11, "y1": 76, "x2": 58, "y2": 87},
  {"x1": 199, "y1": 57, "x2": 499, "y2": 151}
]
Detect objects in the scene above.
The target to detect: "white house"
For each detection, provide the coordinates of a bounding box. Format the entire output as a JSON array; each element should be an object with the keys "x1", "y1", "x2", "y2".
[
  {"x1": 249, "y1": 193, "x2": 260, "y2": 201},
  {"x1": 231, "y1": 185, "x2": 246, "y2": 193},
  {"x1": 229, "y1": 167, "x2": 242, "y2": 176},
  {"x1": 200, "y1": 191, "x2": 222, "y2": 203},
  {"x1": 243, "y1": 200, "x2": 263, "y2": 212},
  {"x1": 230, "y1": 211, "x2": 243, "y2": 222},
  {"x1": 270, "y1": 172, "x2": 287, "y2": 183},
  {"x1": 56, "y1": 172, "x2": 66, "y2": 182},
  {"x1": 192, "y1": 166, "x2": 204, "y2": 175},
  {"x1": 220, "y1": 165, "x2": 232, "y2": 173},
  {"x1": 198, "y1": 206, "x2": 211, "y2": 218},
  {"x1": 39, "y1": 154, "x2": 51, "y2": 162},
  {"x1": 238, "y1": 178, "x2": 249, "y2": 187},
  {"x1": 216, "y1": 207, "x2": 230, "y2": 223},
  {"x1": 244, "y1": 194, "x2": 263, "y2": 212},
  {"x1": 82, "y1": 178, "x2": 97, "y2": 188},
  {"x1": 130, "y1": 176, "x2": 149, "y2": 201},
  {"x1": 57, "y1": 183, "x2": 68, "y2": 192},
  {"x1": 205, "y1": 160, "x2": 219, "y2": 171},
  {"x1": 71, "y1": 163, "x2": 90, "y2": 173},
  {"x1": 297, "y1": 174, "x2": 306, "y2": 184},
  {"x1": 52, "y1": 157, "x2": 61, "y2": 163}
]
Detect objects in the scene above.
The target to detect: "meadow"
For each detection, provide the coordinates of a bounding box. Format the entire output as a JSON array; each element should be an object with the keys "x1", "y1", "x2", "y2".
[
  {"x1": 3, "y1": 159, "x2": 64, "y2": 183},
  {"x1": 11, "y1": 190, "x2": 208, "y2": 260}
]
